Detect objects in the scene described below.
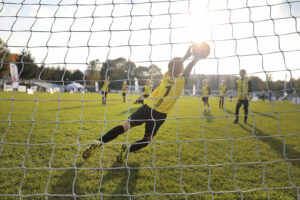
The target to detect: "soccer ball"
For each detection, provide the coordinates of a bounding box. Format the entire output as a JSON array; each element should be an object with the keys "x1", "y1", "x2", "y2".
[{"x1": 192, "y1": 42, "x2": 210, "y2": 59}]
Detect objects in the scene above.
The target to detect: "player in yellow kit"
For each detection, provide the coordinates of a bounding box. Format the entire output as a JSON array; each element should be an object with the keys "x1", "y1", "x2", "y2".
[
  {"x1": 202, "y1": 79, "x2": 211, "y2": 112},
  {"x1": 135, "y1": 80, "x2": 152, "y2": 104},
  {"x1": 122, "y1": 80, "x2": 127, "y2": 103},
  {"x1": 82, "y1": 46, "x2": 200, "y2": 162},
  {"x1": 234, "y1": 69, "x2": 252, "y2": 124},
  {"x1": 101, "y1": 76, "x2": 110, "y2": 105}
]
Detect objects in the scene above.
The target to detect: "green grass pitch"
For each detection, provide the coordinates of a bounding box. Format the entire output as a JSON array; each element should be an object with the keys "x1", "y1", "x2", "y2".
[{"x1": 0, "y1": 91, "x2": 299, "y2": 200}]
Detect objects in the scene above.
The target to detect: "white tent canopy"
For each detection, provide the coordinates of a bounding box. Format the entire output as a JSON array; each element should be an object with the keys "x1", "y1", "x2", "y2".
[
  {"x1": 33, "y1": 81, "x2": 62, "y2": 93},
  {"x1": 66, "y1": 82, "x2": 84, "y2": 92}
]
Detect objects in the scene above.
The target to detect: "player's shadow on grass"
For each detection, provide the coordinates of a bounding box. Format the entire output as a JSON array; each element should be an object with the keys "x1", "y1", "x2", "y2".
[
  {"x1": 225, "y1": 109, "x2": 277, "y2": 121},
  {"x1": 203, "y1": 111, "x2": 214, "y2": 123},
  {"x1": 47, "y1": 105, "x2": 102, "y2": 111},
  {"x1": 251, "y1": 111, "x2": 277, "y2": 120},
  {"x1": 47, "y1": 161, "x2": 84, "y2": 200},
  {"x1": 48, "y1": 161, "x2": 140, "y2": 200},
  {"x1": 100, "y1": 161, "x2": 140, "y2": 200},
  {"x1": 48, "y1": 102, "x2": 121, "y2": 111},
  {"x1": 239, "y1": 124, "x2": 300, "y2": 168},
  {"x1": 224, "y1": 109, "x2": 234, "y2": 115},
  {"x1": 224, "y1": 109, "x2": 237, "y2": 121}
]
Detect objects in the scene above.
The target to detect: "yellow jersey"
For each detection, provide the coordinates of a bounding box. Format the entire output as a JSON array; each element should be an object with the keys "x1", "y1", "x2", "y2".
[
  {"x1": 220, "y1": 85, "x2": 227, "y2": 95},
  {"x1": 236, "y1": 78, "x2": 250, "y2": 100},
  {"x1": 144, "y1": 84, "x2": 151, "y2": 96},
  {"x1": 202, "y1": 85, "x2": 210, "y2": 96},
  {"x1": 102, "y1": 81, "x2": 110, "y2": 92},
  {"x1": 145, "y1": 72, "x2": 185, "y2": 114},
  {"x1": 122, "y1": 84, "x2": 127, "y2": 93}
]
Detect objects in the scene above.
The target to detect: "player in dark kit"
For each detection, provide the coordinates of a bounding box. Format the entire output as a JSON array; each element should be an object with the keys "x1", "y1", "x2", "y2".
[
  {"x1": 234, "y1": 69, "x2": 252, "y2": 124},
  {"x1": 82, "y1": 46, "x2": 201, "y2": 162}
]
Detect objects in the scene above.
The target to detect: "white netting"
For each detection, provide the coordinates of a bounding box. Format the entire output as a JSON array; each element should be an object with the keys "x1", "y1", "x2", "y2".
[{"x1": 0, "y1": 0, "x2": 300, "y2": 199}]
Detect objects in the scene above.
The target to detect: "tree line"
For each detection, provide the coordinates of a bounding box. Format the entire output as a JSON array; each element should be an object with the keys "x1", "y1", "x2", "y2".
[
  {"x1": 0, "y1": 38, "x2": 162, "y2": 89},
  {"x1": 1, "y1": 38, "x2": 300, "y2": 93}
]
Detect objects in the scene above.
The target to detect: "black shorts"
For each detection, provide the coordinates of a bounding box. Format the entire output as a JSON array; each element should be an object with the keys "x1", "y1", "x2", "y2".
[
  {"x1": 202, "y1": 97, "x2": 209, "y2": 102},
  {"x1": 102, "y1": 91, "x2": 108, "y2": 98},
  {"x1": 129, "y1": 104, "x2": 167, "y2": 138},
  {"x1": 122, "y1": 93, "x2": 126, "y2": 97},
  {"x1": 236, "y1": 99, "x2": 249, "y2": 108}
]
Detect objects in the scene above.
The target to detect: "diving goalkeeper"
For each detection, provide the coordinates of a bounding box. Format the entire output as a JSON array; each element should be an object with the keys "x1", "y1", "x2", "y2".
[{"x1": 83, "y1": 46, "x2": 201, "y2": 162}]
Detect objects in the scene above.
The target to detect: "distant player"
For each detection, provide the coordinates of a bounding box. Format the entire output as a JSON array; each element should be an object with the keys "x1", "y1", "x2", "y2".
[
  {"x1": 135, "y1": 80, "x2": 152, "y2": 104},
  {"x1": 82, "y1": 45, "x2": 201, "y2": 162},
  {"x1": 122, "y1": 80, "x2": 127, "y2": 103},
  {"x1": 101, "y1": 76, "x2": 110, "y2": 105},
  {"x1": 219, "y1": 81, "x2": 227, "y2": 109},
  {"x1": 234, "y1": 69, "x2": 252, "y2": 124},
  {"x1": 261, "y1": 92, "x2": 265, "y2": 101},
  {"x1": 202, "y1": 79, "x2": 211, "y2": 112},
  {"x1": 268, "y1": 91, "x2": 272, "y2": 103}
]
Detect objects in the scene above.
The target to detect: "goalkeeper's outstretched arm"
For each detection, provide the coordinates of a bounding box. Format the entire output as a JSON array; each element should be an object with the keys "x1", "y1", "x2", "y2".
[{"x1": 183, "y1": 46, "x2": 200, "y2": 79}]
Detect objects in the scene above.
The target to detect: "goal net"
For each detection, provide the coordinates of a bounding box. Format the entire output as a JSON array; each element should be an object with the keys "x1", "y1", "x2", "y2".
[{"x1": 0, "y1": 0, "x2": 300, "y2": 199}]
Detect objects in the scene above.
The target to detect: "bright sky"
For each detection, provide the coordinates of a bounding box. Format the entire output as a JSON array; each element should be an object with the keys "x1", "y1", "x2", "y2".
[{"x1": 1, "y1": 0, "x2": 300, "y2": 80}]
